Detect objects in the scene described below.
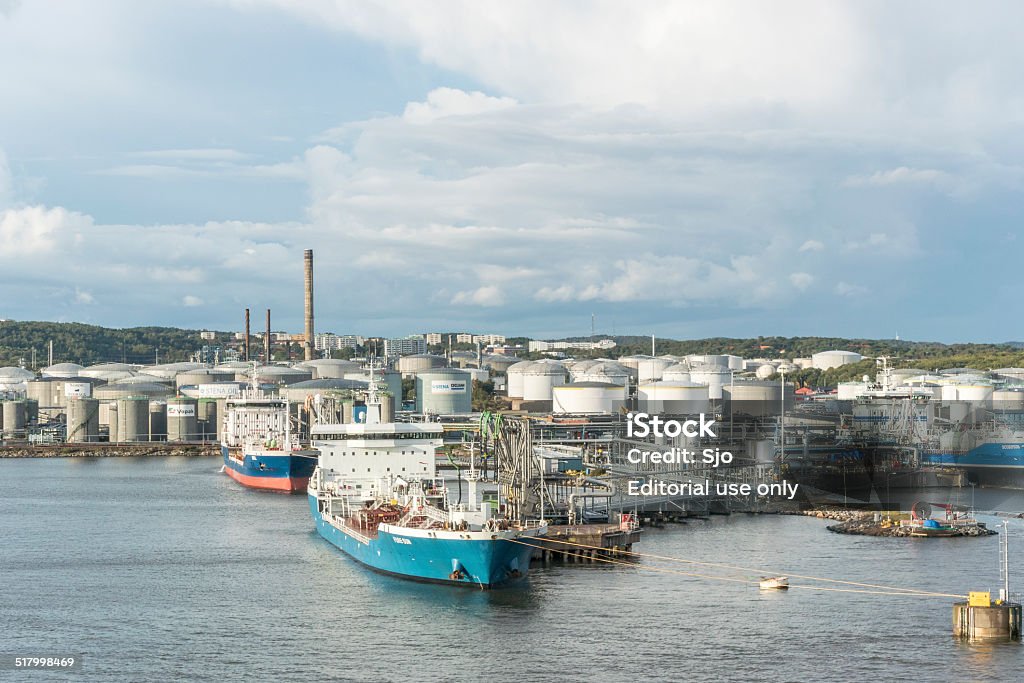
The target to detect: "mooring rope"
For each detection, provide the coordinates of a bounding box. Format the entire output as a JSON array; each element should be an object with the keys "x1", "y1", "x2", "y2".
[{"x1": 508, "y1": 537, "x2": 966, "y2": 599}]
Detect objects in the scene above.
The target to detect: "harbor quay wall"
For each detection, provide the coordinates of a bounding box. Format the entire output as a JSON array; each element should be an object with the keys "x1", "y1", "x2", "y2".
[{"x1": 0, "y1": 443, "x2": 219, "y2": 458}]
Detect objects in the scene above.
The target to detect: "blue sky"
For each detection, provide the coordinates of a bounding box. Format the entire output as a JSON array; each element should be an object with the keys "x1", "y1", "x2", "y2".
[{"x1": 1, "y1": 0, "x2": 1022, "y2": 343}]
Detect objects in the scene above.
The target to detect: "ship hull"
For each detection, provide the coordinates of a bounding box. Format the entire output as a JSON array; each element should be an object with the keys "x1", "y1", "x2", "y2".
[
  {"x1": 222, "y1": 445, "x2": 318, "y2": 493},
  {"x1": 308, "y1": 495, "x2": 540, "y2": 588},
  {"x1": 922, "y1": 442, "x2": 1024, "y2": 488}
]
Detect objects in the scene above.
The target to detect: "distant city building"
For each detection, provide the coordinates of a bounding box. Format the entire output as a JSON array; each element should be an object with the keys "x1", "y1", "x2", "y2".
[
  {"x1": 384, "y1": 335, "x2": 427, "y2": 358},
  {"x1": 455, "y1": 333, "x2": 473, "y2": 344},
  {"x1": 472, "y1": 334, "x2": 506, "y2": 345},
  {"x1": 315, "y1": 333, "x2": 363, "y2": 351},
  {"x1": 528, "y1": 339, "x2": 616, "y2": 352},
  {"x1": 199, "y1": 330, "x2": 216, "y2": 341},
  {"x1": 425, "y1": 333, "x2": 443, "y2": 345}
]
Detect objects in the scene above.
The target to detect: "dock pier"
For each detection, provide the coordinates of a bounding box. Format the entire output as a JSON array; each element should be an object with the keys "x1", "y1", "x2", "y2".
[{"x1": 530, "y1": 523, "x2": 642, "y2": 565}]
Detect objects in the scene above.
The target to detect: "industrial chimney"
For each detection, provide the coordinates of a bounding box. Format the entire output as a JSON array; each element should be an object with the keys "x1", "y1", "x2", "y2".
[
  {"x1": 303, "y1": 249, "x2": 315, "y2": 361},
  {"x1": 244, "y1": 308, "x2": 250, "y2": 362},
  {"x1": 265, "y1": 309, "x2": 271, "y2": 363}
]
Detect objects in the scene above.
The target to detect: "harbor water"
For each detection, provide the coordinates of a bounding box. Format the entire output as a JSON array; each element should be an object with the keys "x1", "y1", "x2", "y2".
[{"x1": 2, "y1": 456, "x2": 1023, "y2": 682}]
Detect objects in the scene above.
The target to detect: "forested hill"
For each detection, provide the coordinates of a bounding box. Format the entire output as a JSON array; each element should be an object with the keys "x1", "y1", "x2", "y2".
[{"x1": 0, "y1": 321, "x2": 213, "y2": 367}]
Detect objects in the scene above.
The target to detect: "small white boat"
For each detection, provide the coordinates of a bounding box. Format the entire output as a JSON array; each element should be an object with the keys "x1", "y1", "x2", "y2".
[{"x1": 759, "y1": 576, "x2": 789, "y2": 590}]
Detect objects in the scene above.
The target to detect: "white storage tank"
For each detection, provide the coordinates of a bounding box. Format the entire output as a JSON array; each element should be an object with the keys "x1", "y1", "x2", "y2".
[
  {"x1": 811, "y1": 350, "x2": 863, "y2": 370},
  {"x1": 41, "y1": 362, "x2": 83, "y2": 378},
  {"x1": 252, "y1": 365, "x2": 313, "y2": 387},
  {"x1": 483, "y1": 355, "x2": 519, "y2": 373},
  {"x1": 724, "y1": 380, "x2": 785, "y2": 417},
  {"x1": 296, "y1": 359, "x2": 362, "y2": 379},
  {"x1": 175, "y1": 368, "x2": 235, "y2": 391},
  {"x1": 66, "y1": 397, "x2": 100, "y2": 443},
  {"x1": 115, "y1": 397, "x2": 150, "y2": 442},
  {"x1": 552, "y1": 382, "x2": 626, "y2": 414},
  {"x1": 398, "y1": 354, "x2": 446, "y2": 376},
  {"x1": 637, "y1": 357, "x2": 673, "y2": 383},
  {"x1": 661, "y1": 364, "x2": 691, "y2": 383},
  {"x1": 577, "y1": 361, "x2": 631, "y2": 388},
  {"x1": 992, "y1": 389, "x2": 1024, "y2": 412},
  {"x1": 167, "y1": 397, "x2": 199, "y2": 442},
  {"x1": 415, "y1": 368, "x2": 472, "y2": 415},
  {"x1": 688, "y1": 365, "x2": 731, "y2": 400},
  {"x1": 522, "y1": 362, "x2": 568, "y2": 401},
  {"x1": 79, "y1": 363, "x2": 136, "y2": 380},
  {"x1": 837, "y1": 382, "x2": 868, "y2": 400},
  {"x1": 506, "y1": 361, "x2": 534, "y2": 398},
  {"x1": 637, "y1": 382, "x2": 710, "y2": 415},
  {"x1": 725, "y1": 355, "x2": 745, "y2": 371},
  {"x1": 687, "y1": 354, "x2": 729, "y2": 368},
  {"x1": 755, "y1": 364, "x2": 777, "y2": 379},
  {"x1": 143, "y1": 362, "x2": 205, "y2": 380}
]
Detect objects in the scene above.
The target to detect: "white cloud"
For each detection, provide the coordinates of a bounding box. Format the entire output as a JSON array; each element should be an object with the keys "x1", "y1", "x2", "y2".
[
  {"x1": 130, "y1": 148, "x2": 254, "y2": 162},
  {"x1": 835, "y1": 281, "x2": 868, "y2": 297},
  {"x1": 452, "y1": 285, "x2": 504, "y2": 307},
  {"x1": 789, "y1": 272, "x2": 814, "y2": 290},
  {"x1": 0, "y1": 205, "x2": 92, "y2": 256},
  {"x1": 799, "y1": 239, "x2": 824, "y2": 252},
  {"x1": 182, "y1": 295, "x2": 203, "y2": 307},
  {"x1": 843, "y1": 166, "x2": 954, "y2": 188},
  {"x1": 74, "y1": 288, "x2": 95, "y2": 304},
  {"x1": 404, "y1": 88, "x2": 517, "y2": 123}
]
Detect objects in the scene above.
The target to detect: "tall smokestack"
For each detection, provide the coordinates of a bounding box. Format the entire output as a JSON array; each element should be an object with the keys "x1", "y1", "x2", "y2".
[
  {"x1": 303, "y1": 249, "x2": 315, "y2": 361},
  {"x1": 244, "y1": 308, "x2": 250, "y2": 362},
  {"x1": 265, "y1": 309, "x2": 271, "y2": 363}
]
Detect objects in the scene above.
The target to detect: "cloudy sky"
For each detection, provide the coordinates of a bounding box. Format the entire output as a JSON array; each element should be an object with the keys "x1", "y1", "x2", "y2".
[{"x1": 1, "y1": 1, "x2": 1022, "y2": 342}]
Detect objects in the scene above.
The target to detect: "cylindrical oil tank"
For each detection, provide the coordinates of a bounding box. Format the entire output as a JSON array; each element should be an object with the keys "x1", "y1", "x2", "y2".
[
  {"x1": 726, "y1": 355, "x2": 745, "y2": 371},
  {"x1": 637, "y1": 357, "x2": 673, "y2": 383},
  {"x1": 116, "y1": 397, "x2": 150, "y2": 442},
  {"x1": 415, "y1": 368, "x2": 472, "y2": 414},
  {"x1": 688, "y1": 366, "x2": 731, "y2": 400},
  {"x1": 398, "y1": 354, "x2": 446, "y2": 376},
  {"x1": 552, "y1": 382, "x2": 627, "y2": 414},
  {"x1": 253, "y1": 365, "x2": 313, "y2": 387},
  {"x1": 342, "y1": 400, "x2": 354, "y2": 424},
  {"x1": 66, "y1": 397, "x2": 100, "y2": 443},
  {"x1": 505, "y1": 361, "x2": 533, "y2": 398},
  {"x1": 107, "y1": 403, "x2": 117, "y2": 442},
  {"x1": 637, "y1": 382, "x2": 710, "y2": 415},
  {"x1": 3, "y1": 400, "x2": 28, "y2": 433},
  {"x1": 811, "y1": 350, "x2": 863, "y2": 370},
  {"x1": 837, "y1": 382, "x2": 868, "y2": 400},
  {"x1": 94, "y1": 382, "x2": 174, "y2": 401},
  {"x1": 992, "y1": 389, "x2": 1024, "y2": 413},
  {"x1": 748, "y1": 439, "x2": 776, "y2": 464},
  {"x1": 450, "y1": 351, "x2": 477, "y2": 368},
  {"x1": 149, "y1": 402, "x2": 167, "y2": 441},
  {"x1": 198, "y1": 398, "x2": 218, "y2": 441},
  {"x1": 79, "y1": 363, "x2": 135, "y2": 379},
  {"x1": 755, "y1": 364, "x2": 777, "y2": 380},
  {"x1": 724, "y1": 380, "x2": 784, "y2": 417},
  {"x1": 380, "y1": 398, "x2": 394, "y2": 424},
  {"x1": 25, "y1": 398, "x2": 38, "y2": 424},
  {"x1": 522, "y1": 362, "x2": 568, "y2": 401},
  {"x1": 167, "y1": 397, "x2": 199, "y2": 442},
  {"x1": 142, "y1": 362, "x2": 205, "y2": 380},
  {"x1": 955, "y1": 384, "x2": 994, "y2": 404},
  {"x1": 175, "y1": 369, "x2": 235, "y2": 391},
  {"x1": 483, "y1": 355, "x2": 518, "y2": 373},
  {"x1": 26, "y1": 378, "x2": 62, "y2": 409},
  {"x1": 617, "y1": 355, "x2": 648, "y2": 371},
  {"x1": 296, "y1": 359, "x2": 362, "y2": 379},
  {"x1": 281, "y1": 378, "x2": 368, "y2": 402},
  {"x1": 41, "y1": 362, "x2": 83, "y2": 378},
  {"x1": 661, "y1": 364, "x2": 691, "y2": 383},
  {"x1": 687, "y1": 354, "x2": 729, "y2": 368}
]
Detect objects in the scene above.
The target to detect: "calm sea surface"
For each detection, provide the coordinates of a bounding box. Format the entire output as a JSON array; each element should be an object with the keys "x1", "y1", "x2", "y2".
[{"x1": 2, "y1": 456, "x2": 1023, "y2": 682}]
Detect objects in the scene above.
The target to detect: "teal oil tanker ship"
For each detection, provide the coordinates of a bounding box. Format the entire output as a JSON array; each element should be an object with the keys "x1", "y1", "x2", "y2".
[{"x1": 307, "y1": 375, "x2": 545, "y2": 587}]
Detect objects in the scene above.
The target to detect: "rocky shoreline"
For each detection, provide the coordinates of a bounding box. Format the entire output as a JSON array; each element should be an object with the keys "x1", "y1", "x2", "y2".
[
  {"x1": 788, "y1": 507, "x2": 997, "y2": 537},
  {"x1": 0, "y1": 444, "x2": 219, "y2": 458}
]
